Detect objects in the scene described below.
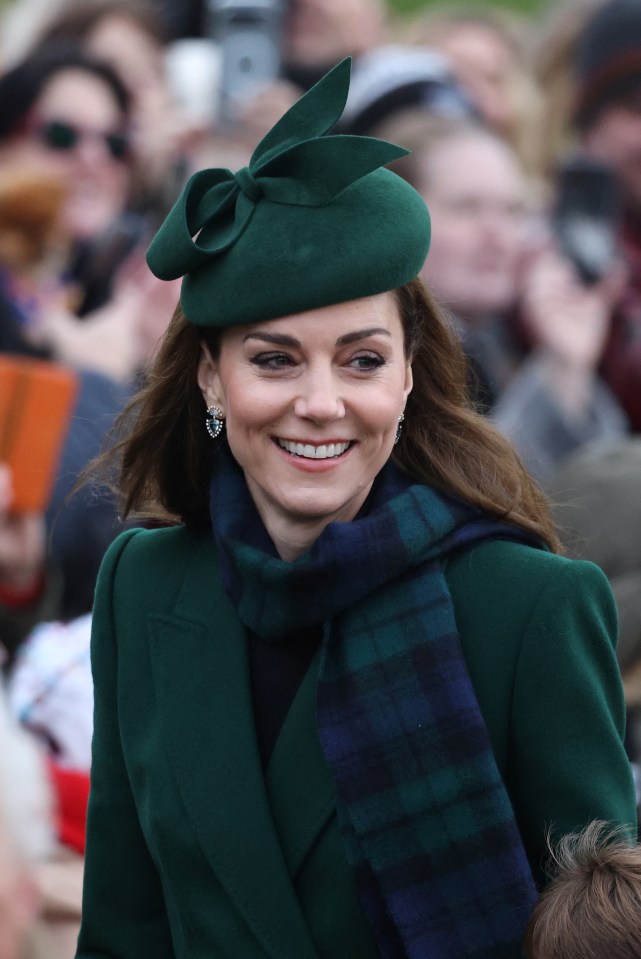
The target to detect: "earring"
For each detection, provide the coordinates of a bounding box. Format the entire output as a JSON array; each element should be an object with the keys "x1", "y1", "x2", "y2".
[
  {"x1": 394, "y1": 412, "x2": 405, "y2": 445},
  {"x1": 205, "y1": 405, "x2": 225, "y2": 440}
]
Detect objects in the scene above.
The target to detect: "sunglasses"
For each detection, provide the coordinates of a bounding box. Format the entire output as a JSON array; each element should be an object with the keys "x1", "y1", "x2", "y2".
[{"x1": 31, "y1": 118, "x2": 131, "y2": 162}]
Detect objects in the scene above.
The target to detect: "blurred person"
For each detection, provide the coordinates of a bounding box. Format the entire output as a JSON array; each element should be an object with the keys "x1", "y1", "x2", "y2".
[
  {"x1": 338, "y1": 44, "x2": 477, "y2": 136},
  {"x1": 548, "y1": 438, "x2": 641, "y2": 681},
  {"x1": 0, "y1": 464, "x2": 58, "y2": 673},
  {"x1": 282, "y1": 0, "x2": 387, "y2": 88},
  {"x1": 0, "y1": 45, "x2": 134, "y2": 326},
  {"x1": 32, "y1": 0, "x2": 190, "y2": 223},
  {"x1": 530, "y1": 0, "x2": 603, "y2": 181},
  {"x1": 0, "y1": 46, "x2": 132, "y2": 263},
  {"x1": 402, "y1": 2, "x2": 546, "y2": 184},
  {"x1": 0, "y1": 683, "x2": 53, "y2": 959},
  {"x1": 201, "y1": 0, "x2": 390, "y2": 160},
  {"x1": 7, "y1": 612, "x2": 92, "y2": 959},
  {"x1": 0, "y1": 353, "x2": 126, "y2": 622},
  {"x1": 573, "y1": 0, "x2": 641, "y2": 432},
  {"x1": 0, "y1": 44, "x2": 180, "y2": 381},
  {"x1": 523, "y1": 822, "x2": 641, "y2": 959},
  {"x1": 547, "y1": 437, "x2": 641, "y2": 785},
  {"x1": 0, "y1": 161, "x2": 130, "y2": 621},
  {"x1": 383, "y1": 112, "x2": 627, "y2": 482}
]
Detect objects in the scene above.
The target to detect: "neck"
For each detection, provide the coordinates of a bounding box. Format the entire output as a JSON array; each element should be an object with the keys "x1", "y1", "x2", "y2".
[
  {"x1": 266, "y1": 520, "x2": 330, "y2": 562},
  {"x1": 251, "y1": 490, "x2": 374, "y2": 563}
]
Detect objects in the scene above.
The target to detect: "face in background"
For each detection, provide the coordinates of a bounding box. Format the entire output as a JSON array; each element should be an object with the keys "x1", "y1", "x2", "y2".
[
  {"x1": 417, "y1": 131, "x2": 527, "y2": 321},
  {"x1": 0, "y1": 67, "x2": 131, "y2": 243},
  {"x1": 430, "y1": 22, "x2": 517, "y2": 136},
  {"x1": 283, "y1": 0, "x2": 386, "y2": 70},
  {"x1": 198, "y1": 293, "x2": 412, "y2": 559},
  {"x1": 86, "y1": 12, "x2": 165, "y2": 109},
  {"x1": 582, "y1": 91, "x2": 641, "y2": 212}
]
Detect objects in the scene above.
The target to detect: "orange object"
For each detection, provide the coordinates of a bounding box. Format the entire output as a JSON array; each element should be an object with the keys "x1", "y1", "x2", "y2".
[{"x1": 0, "y1": 354, "x2": 78, "y2": 512}]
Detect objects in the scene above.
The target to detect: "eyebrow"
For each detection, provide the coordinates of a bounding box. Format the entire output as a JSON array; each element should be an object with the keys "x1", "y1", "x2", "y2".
[{"x1": 243, "y1": 327, "x2": 392, "y2": 347}]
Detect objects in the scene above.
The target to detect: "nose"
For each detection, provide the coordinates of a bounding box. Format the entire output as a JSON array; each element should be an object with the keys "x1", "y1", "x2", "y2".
[
  {"x1": 293, "y1": 365, "x2": 345, "y2": 422},
  {"x1": 75, "y1": 136, "x2": 107, "y2": 167},
  {"x1": 482, "y1": 203, "x2": 522, "y2": 245}
]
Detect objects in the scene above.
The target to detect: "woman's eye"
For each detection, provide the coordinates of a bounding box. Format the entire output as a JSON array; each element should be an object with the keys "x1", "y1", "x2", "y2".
[
  {"x1": 250, "y1": 352, "x2": 295, "y2": 369},
  {"x1": 349, "y1": 353, "x2": 385, "y2": 371}
]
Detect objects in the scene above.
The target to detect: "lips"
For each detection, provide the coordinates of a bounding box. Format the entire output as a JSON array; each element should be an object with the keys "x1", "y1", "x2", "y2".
[{"x1": 276, "y1": 438, "x2": 351, "y2": 460}]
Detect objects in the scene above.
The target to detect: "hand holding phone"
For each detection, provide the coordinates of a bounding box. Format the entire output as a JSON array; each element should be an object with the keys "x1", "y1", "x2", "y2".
[
  {"x1": 207, "y1": 0, "x2": 286, "y2": 128},
  {"x1": 552, "y1": 156, "x2": 621, "y2": 286},
  {"x1": 0, "y1": 355, "x2": 78, "y2": 514},
  {"x1": 0, "y1": 462, "x2": 47, "y2": 592}
]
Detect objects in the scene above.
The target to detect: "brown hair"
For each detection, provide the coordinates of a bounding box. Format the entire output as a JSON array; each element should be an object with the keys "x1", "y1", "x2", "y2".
[
  {"x1": 524, "y1": 822, "x2": 641, "y2": 959},
  {"x1": 35, "y1": 0, "x2": 166, "y2": 49},
  {"x1": 104, "y1": 276, "x2": 559, "y2": 551}
]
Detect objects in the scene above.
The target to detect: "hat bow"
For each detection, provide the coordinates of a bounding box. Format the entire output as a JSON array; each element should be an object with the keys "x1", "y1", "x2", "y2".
[{"x1": 147, "y1": 59, "x2": 408, "y2": 282}]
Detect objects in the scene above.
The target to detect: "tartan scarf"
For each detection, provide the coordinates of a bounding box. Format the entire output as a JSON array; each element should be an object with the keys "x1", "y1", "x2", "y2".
[{"x1": 210, "y1": 448, "x2": 539, "y2": 958}]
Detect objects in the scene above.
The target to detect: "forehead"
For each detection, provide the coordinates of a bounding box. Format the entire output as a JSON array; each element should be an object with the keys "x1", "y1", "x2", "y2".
[
  {"x1": 422, "y1": 133, "x2": 524, "y2": 199},
  {"x1": 439, "y1": 23, "x2": 513, "y2": 69},
  {"x1": 36, "y1": 68, "x2": 123, "y2": 124}
]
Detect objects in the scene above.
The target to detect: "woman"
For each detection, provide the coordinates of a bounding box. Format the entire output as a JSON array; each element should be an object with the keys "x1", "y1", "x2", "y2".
[
  {"x1": 76, "y1": 60, "x2": 636, "y2": 959},
  {"x1": 31, "y1": 0, "x2": 185, "y2": 224},
  {"x1": 0, "y1": 44, "x2": 134, "y2": 290},
  {"x1": 376, "y1": 111, "x2": 627, "y2": 484}
]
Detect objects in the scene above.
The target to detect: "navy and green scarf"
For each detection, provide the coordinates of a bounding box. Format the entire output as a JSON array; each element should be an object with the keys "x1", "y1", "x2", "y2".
[{"x1": 210, "y1": 448, "x2": 540, "y2": 958}]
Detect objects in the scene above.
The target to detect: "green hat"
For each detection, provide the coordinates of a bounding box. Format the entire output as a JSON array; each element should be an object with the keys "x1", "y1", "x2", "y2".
[{"x1": 146, "y1": 58, "x2": 431, "y2": 327}]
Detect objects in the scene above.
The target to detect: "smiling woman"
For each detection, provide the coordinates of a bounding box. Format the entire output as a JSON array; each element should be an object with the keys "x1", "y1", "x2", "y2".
[
  {"x1": 0, "y1": 46, "x2": 132, "y2": 246},
  {"x1": 77, "y1": 59, "x2": 637, "y2": 959},
  {"x1": 195, "y1": 294, "x2": 412, "y2": 559}
]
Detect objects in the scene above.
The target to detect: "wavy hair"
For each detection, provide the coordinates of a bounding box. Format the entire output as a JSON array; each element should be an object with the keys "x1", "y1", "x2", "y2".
[
  {"x1": 524, "y1": 821, "x2": 641, "y2": 959},
  {"x1": 104, "y1": 276, "x2": 559, "y2": 551}
]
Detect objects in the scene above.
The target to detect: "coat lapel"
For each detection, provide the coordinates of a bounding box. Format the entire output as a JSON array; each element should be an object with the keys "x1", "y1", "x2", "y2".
[
  {"x1": 265, "y1": 649, "x2": 337, "y2": 879},
  {"x1": 147, "y1": 536, "x2": 321, "y2": 959}
]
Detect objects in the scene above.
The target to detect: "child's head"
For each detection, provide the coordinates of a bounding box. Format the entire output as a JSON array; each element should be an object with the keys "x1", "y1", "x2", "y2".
[{"x1": 525, "y1": 821, "x2": 641, "y2": 959}]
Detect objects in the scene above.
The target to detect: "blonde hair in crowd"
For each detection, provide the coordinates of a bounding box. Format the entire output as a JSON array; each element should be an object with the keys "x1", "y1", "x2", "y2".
[{"x1": 524, "y1": 821, "x2": 641, "y2": 959}]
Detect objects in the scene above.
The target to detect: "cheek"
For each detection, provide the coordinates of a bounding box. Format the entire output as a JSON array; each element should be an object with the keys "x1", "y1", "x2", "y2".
[
  {"x1": 14, "y1": 142, "x2": 71, "y2": 182},
  {"x1": 359, "y1": 386, "x2": 407, "y2": 437},
  {"x1": 100, "y1": 165, "x2": 130, "y2": 202},
  {"x1": 221, "y1": 378, "x2": 283, "y2": 442},
  {"x1": 431, "y1": 217, "x2": 477, "y2": 262}
]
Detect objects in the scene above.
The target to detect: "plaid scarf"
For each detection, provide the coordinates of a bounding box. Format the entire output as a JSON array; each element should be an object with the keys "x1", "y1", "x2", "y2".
[{"x1": 210, "y1": 449, "x2": 540, "y2": 958}]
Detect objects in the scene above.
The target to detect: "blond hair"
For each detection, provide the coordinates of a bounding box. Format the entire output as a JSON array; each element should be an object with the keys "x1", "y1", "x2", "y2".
[{"x1": 525, "y1": 821, "x2": 641, "y2": 959}]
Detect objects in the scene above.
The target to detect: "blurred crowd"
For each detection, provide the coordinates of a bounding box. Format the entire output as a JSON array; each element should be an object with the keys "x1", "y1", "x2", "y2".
[{"x1": 1, "y1": 0, "x2": 641, "y2": 955}]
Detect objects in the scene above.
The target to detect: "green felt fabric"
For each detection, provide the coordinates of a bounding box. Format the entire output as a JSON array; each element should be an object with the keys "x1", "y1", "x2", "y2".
[
  {"x1": 76, "y1": 527, "x2": 636, "y2": 959},
  {"x1": 146, "y1": 59, "x2": 431, "y2": 328}
]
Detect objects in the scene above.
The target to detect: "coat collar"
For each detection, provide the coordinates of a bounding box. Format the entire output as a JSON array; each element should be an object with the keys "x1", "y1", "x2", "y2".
[{"x1": 147, "y1": 533, "x2": 335, "y2": 959}]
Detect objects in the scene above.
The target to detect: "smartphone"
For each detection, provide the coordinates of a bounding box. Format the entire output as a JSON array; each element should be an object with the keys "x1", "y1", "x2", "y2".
[
  {"x1": 552, "y1": 156, "x2": 621, "y2": 286},
  {"x1": 206, "y1": 0, "x2": 285, "y2": 127},
  {"x1": 0, "y1": 355, "x2": 78, "y2": 513}
]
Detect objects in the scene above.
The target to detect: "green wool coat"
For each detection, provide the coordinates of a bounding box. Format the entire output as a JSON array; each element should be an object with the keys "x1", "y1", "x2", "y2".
[{"x1": 75, "y1": 525, "x2": 637, "y2": 959}]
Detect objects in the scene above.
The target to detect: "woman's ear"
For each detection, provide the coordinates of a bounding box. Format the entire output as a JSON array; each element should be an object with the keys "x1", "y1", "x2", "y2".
[
  {"x1": 197, "y1": 342, "x2": 223, "y2": 409},
  {"x1": 403, "y1": 361, "x2": 413, "y2": 401}
]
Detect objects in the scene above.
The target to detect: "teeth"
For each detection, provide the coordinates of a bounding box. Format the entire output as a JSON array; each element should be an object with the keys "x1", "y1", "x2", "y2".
[{"x1": 278, "y1": 439, "x2": 350, "y2": 459}]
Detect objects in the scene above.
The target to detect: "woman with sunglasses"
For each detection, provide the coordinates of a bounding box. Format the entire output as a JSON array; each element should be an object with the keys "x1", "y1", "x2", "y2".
[
  {"x1": 0, "y1": 43, "x2": 184, "y2": 388},
  {"x1": 76, "y1": 62, "x2": 636, "y2": 959},
  {"x1": 0, "y1": 44, "x2": 134, "y2": 318}
]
